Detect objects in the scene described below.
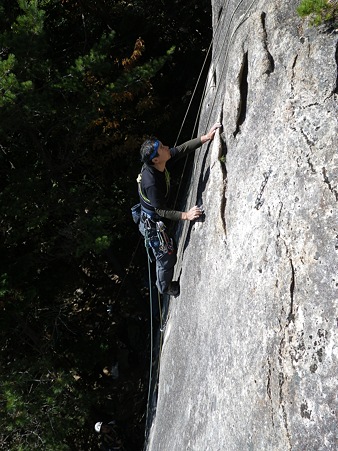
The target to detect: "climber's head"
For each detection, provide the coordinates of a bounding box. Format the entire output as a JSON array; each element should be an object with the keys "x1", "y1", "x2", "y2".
[
  {"x1": 140, "y1": 138, "x2": 171, "y2": 166},
  {"x1": 140, "y1": 138, "x2": 159, "y2": 165}
]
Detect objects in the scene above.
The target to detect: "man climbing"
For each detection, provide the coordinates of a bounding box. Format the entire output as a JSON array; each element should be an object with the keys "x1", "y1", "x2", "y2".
[{"x1": 137, "y1": 122, "x2": 221, "y2": 297}]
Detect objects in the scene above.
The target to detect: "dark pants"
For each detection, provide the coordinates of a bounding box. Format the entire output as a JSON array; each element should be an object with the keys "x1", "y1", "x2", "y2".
[{"x1": 139, "y1": 216, "x2": 177, "y2": 294}]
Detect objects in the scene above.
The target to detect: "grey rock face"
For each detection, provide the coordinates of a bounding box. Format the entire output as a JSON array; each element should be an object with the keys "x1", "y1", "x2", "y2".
[{"x1": 147, "y1": 1, "x2": 337, "y2": 450}]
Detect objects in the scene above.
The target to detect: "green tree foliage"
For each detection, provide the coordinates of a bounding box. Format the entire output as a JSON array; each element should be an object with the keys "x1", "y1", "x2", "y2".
[
  {"x1": 0, "y1": 0, "x2": 211, "y2": 449},
  {"x1": 297, "y1": 0, "x2": 338, "y2": 26}
]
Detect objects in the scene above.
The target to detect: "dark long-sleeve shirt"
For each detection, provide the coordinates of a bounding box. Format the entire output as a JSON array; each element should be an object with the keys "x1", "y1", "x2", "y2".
[{"x1": 139, "y1": 137, "x2": 202, "y2": 220}]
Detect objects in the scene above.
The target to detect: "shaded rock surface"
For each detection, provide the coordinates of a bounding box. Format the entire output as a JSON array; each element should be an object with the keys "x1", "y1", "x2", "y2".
[{"x1": 146, "y1": 1, "x2": 337, "y2": 450}]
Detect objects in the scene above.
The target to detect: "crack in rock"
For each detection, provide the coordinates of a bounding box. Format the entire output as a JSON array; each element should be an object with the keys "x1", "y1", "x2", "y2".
[
  {"x1": 287, "y1": 257, "x2": 295, "y2": 325},
  {"x1": 278, "y1": 342, "x2": 292, "y2": 451},
  {"x1": 334, "y1": 40, "x2": 338, "y2": 94},
  {"x1": 219, "y1": 130, "x2": 228, "y2": 237},
  {"x1": 266, "y1": 358, "x2": 275, "y2": 427},
  {"x1": 322, "y1": 167, "x2": 338, "y2": 201},
  {"x1": 290, "y1": 54, "x2": 298, "y2": 94},
  {"x1": 300, "y1": 401, "x2": 312, "y2": 420},
  {"x1": 234, "y1": 51, "x2": 248, "y2": 137},
  {"x1": 300, "y1": 128, "x2": 315, "y2": 147},
  {"x1": 260, "y1": 12, "x2": 275, "y2": 75}
]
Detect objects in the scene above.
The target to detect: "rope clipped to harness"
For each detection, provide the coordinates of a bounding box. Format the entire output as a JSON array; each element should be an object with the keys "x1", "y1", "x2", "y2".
[{"x1": 144, "y1": 226, "x2": 153, "y2": 262}]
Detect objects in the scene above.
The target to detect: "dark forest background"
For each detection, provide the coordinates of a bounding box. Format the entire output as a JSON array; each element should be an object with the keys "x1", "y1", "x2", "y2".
[{"x1": 0, "y1": 0, "x2": 212, "y2": 449}]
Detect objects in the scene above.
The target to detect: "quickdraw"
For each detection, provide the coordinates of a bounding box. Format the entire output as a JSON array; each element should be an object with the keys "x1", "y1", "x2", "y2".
[
  {"x1": 143, "y1": 217, "x2": 174, "y2": 258},
  {"x1": 255, "y1": 169, "x2": 272, "y2": 210},
  {"x1": 156, "y1": 221, "x2": 174, "y2": 255}
]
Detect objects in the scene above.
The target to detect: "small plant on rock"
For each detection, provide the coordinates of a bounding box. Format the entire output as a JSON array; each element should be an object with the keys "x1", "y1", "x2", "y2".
[{"x1": 297, "y1": 0, "x2": 338, "y2": 26}]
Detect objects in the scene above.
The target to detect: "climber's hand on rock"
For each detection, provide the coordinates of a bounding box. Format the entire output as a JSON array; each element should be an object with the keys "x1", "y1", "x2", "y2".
[
  {"x1": 182, "y1": 206, "x2": 203, "y2": 221},
  {"x1": 201, "y1": 122, "x2": 222, "y2": 143}
]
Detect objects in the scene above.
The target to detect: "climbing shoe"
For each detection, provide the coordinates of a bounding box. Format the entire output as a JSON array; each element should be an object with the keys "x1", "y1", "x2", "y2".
[{"x1": 166, "y1": 281, "x2": 180, "y2": 297}]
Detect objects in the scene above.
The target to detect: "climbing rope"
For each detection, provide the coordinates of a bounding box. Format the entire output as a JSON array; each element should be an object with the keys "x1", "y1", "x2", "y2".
[
  {"x1": 111, "y1": 236, "x2": 142, "y2": 307},
  {"x1": 144, "y1": 250, "x2": 154, "y2": 436},
  {"x1": 172, "y1": 9, "x2": 227, "y2": 210},
  {"x1": 174, "y1": 37, "x2": 214, "y2": 147}
]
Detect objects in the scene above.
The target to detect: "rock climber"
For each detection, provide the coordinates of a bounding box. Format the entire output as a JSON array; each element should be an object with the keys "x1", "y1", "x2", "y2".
[{"x1": 137, "y1": 122, "x2": 221, "y2": 297}]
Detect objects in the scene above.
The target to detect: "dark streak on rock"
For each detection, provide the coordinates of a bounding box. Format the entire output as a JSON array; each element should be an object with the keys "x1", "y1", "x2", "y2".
[
  {"x1": 266, "y1": 358, "x2": 275, "y2": 427},
  {"x1": 277, "y1": 361, "x2": 292, "y2": 450},
  {"x1": 287, "y1": 258, "x2": 295, "y2": 325},
  {"x1": 300, "y1": 401, "x2": 312, "y2": 420},
  {"x1": 334, "y1": 41, "x2": 338, "y2": 94},
  {"x1": 322, "y1": 167, "x2": 338, "y2": 201},
  {"x1": 219, "y1": 108, "x2": 228, "y2": 236},
  {"x1": 218, "y1": 6, "x2": 223, "y2": 22},
  {"x1": 234, "y1": 52, "x2": 248, "y2": 137},
  {"x1": 261, "y1": 12, "x2": 275, "y2": 75},
  {"x1": 306, "y1": 156, "x2": 316, "y2": 174},
  {"x1": 300, "y1": 128, "x2": 315, "y2": 147}
]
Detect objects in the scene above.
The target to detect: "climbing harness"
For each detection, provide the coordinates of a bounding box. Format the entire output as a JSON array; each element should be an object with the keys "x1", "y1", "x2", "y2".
[
  {"x1": 255, "y1": 169, "x2": 272, "y2": 210},
  {"x1": 142, "y1": 212, "x2": 175, "y2": 259},
  {"x1": 131, "y1": 203, "x2": 141, "y2": 224}
]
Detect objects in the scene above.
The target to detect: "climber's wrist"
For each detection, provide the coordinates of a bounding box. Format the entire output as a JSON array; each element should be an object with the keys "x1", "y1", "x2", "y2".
[{"x1": 201, "y1": 134, "x2": 210, "y2": 144}]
